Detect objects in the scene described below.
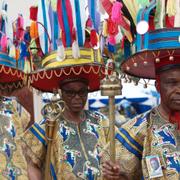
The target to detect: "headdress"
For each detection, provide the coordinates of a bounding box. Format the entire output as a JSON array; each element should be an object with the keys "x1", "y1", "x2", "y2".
[
  {"x1": 117, "y1": 0, "x2": 180, "y2": 79},
  {"x1": 0, "y1": 1, "x2": 29, "y2": 91},
  {"x1": 28, "y1": 0, "x2": 112, "y2": 93}
]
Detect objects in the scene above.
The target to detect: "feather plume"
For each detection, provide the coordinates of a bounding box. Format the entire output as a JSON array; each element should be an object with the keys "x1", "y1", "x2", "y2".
[
  {"x1": 97, "y1": 0, "x2": 106, "y2": 14},
  {"x1": 56, "y1": 39, "x2": 65, "y2": 61},
  {"x1": 100, "y1": 0, "x2": 113, "y2": 15},
  {"x1": 0, "y1": 34, "x2": 8, "y2": 52},
  {"x1": 122, "y1": 0, "x2": 140, "y2": 25},
  {"x1": 30, "y1": 21, "x2": 38, "y2": 39},
  {"x1": 90, "y1": 29, "x2": 98, "y2": 47},
  {"x1": 111, "y1": 1, "x2": 123, "y2": 23},
  {"x1": 154, "y1": 0, "x2": 165, "y2": 28},
  {"x1": 174, "y1": 0, "x2": 180, "y2": 27},
  {"x1": 9, "y1": 45, "x2": 16, "y2": 58},
  {"x1": 16, "y1": 14, "x2": 24, "y2": 41},
  {"x1": 70, "y1": 0, "x2": 87, "y2": 46},
  {"x1": 30, "y1": 6, "x2": 38, "y2": 21},
  {"x1": 37, "y1": 0, "x2": 52, "y2": 54},
  {"x1": 72, "y1": 40, "x2": 80, "y2": 59},
  {"x1": 15, "y1": 48, "x2": 20, "y2": 60}
]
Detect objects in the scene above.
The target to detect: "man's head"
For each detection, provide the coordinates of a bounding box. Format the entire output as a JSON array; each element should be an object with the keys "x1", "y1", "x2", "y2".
[
  {"x1": 150, "y1": 158, "x2": 159, "y2": 171},
  {"x1": 60, "y1": 79, "x2": 89, "y2": 113},
  {"x1": 156, "y1": 67, "x2": 180, "y2": 113}
]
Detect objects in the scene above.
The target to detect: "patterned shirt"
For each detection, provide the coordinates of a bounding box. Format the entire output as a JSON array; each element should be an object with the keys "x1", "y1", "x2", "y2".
[
  {"x1": 0, "y1": 96, "x2": 30, "y2": 180},
  {"x1": 115, "y1": 107, "x2": 180, "y2": 179},
  {"x1": 22, "y1": 110, "x2": 109, "y2": 180}
]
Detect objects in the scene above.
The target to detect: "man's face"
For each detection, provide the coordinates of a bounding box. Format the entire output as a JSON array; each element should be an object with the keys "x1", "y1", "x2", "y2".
[
  {"x1": 150, "y1": 159, "x2": 159, "y2": 171},
  {"x1": 157, "y1": 67, "x2": 180, "y2": 112},
  {"x1": 61, "y1": 81, "x2": 88, "y2": 113}
]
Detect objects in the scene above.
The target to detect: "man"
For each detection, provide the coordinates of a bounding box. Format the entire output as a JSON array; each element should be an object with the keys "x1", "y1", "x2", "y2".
[
  {"x1": 101, "y1": 1, "x2": 180, "y2": 179},
  {"x1": 22, "y1": 78, "x2": 109, "y2": 179},
  {"x1": 0, "y1": 86, "x2": 33, "y2": 180},
  {"x1": 102, "y1": 66, "x2": 180, "y2": 179}
]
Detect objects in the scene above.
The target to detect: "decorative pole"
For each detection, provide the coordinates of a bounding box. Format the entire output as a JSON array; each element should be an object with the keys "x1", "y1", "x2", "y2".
[
  {"x1": 42, "y1": 99, "x2": 65, "y2": 180},
  {"x1": 100, "y1": 62, "x2": 122, "y2": 162}
]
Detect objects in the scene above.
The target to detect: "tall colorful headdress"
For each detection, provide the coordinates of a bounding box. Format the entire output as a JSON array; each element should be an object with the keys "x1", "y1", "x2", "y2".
[
  {"x1": 99, "y1": 0, "x2": 180, "y2": 80},
  {"x1": 117, "y1": 0, "x2": 180, "y2": 79},
  {"x1": 28, "y1": 0, "x2": 111, "y2": 93},
  {"x1": 0, "y1": 1, "x2": 30, "y2": 91}
]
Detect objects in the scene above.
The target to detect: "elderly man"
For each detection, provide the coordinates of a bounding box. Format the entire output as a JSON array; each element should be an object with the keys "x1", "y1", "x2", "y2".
[
  {"x1": 102, "y1": 65, "x2": 180, "y2": 179},
  {"x1": 101, "y1": 0, "x2": 180, "y2": 179},
  {"x1": 22, "y1": 78, "x2": 109, "y2": 179}
]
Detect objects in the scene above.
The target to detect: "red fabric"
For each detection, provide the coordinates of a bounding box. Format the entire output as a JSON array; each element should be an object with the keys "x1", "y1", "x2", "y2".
[
  {"x1": 101, "y1": 0, "x2": 113, "y2": 15},
  {"x1": 30, "y1": 6, "x2": 38, "y2": 21},
  {"x1": 107, "y1": 18, "x2": 118, "y2": 36},
  {"x1": 149, "y1": 15, "x2": 155, "y2": 31},
  {"x1": 165, "y1": 15, "x2": 174, "y2": 28},
  {"x1": 30, "y1": 65, "x2": 111, "y2": 92},
  {"x1": 65, "y1": 0, "x2": 74, "y2": 45},
  {"x1": 155, "y1": 55, "x2": 180, "y2": 70},
  {"x1": 57, "y1": 0, "x2": 66, "y2": 46},
  {"x1": 169, "y1": 112, "x2": 180, "y2": 130},
  {"x1": 0, "y1": 65, "x2": 24, "y2": 83},
  {"x1": 90, "y1": 30, "x2": 98, "y2": 47}
]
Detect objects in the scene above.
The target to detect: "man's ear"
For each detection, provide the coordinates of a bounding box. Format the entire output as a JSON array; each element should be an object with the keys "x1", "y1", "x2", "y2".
[{"x1": 155, "y1": 80, "x2": 160, "y2": 92}]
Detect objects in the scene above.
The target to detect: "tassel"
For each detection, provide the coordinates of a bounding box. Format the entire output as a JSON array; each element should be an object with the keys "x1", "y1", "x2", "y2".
[
  {"x1": 9, "y1": 45, "x2": 16, "y2": 58},
  {"x1": 124, "y1": 38, "x2": 131, "y2": 59},
  {"x1": 30, "y1": 21, "x2": 38, "y2": 39},
  {"x1": 15, "y1": 48, "x2": 20, "y2": 60},
  {"x1": 30, "y1": 6, "x2": 38, "y2": 21},
  {"x1": 107, "y1": 18, "x2": 118, "y2": 36},
  {"x1": 101, "y1": 0, "x2": 113, "y2": 15},
  {"x1": 30, "y1": 39, "x2": 38, "y2": 55},
  {"x1": 86, "y1": 17, "x2": 93, "y2": 28},
  {"x1": 97, "y1": 0, "x2": 106, "y2": 14},
  {"x1": 17, "y1": 14, "x2": 24, "y2": 29},
  {"x1": 0, "y1": 34, "x2": 8, "y2": 53},
  {"x1": 56, "y1": 39, "x2": 65, "y2": 61},
  {"x1": 166, "y1": 0, "x2": 176, "y2": 17},
  {"x1": 20, "y1": 42, "x2": 29, "y2": 59},
  {"x1": 107, "y1": 43, "x2": 116, "y2": 53},
  {"x1": 17, "y1": 14, "x2": 24, "y2": 40},
  {"x1": 165, "y1": 15, "x2": 175, "y2": 28},
  {"x1": 23, "y1": 60, "x2": 31, "y2": 73},
  {"x1": 174, "y1": 0, "x2": 180, "y2": 27},
  {"x1": 108, "y1": 35, "x2": 116, "y2": 45},
  {"x1": 111, "y1": 1, "x2": 123, "y2": 23},
  {"x1": 90, "y1": 29, "x2": 98, "y2": 47},
  {"x1": 72, "y1": 40, "x2": 80, "y2": 59},
  {"x1": 102, "y1": 20, "x2": 108, "y2": 37}
]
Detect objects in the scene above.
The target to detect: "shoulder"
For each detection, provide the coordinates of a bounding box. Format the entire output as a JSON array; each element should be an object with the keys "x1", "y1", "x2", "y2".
[
  {"x1": 121, "y1": 110, "x2": 151, "y2": 131},
  {"x1": 86, "y1": 110, "x2": 108, "y2": 120},
  {"x1": 115, "y1": 110, "x2": 152, "y2": 158},
  {"x1": 85, "y1": 110, "x2": 109, "y2": 126}
]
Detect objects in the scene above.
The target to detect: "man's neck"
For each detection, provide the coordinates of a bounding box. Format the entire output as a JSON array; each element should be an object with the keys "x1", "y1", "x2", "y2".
[
  {"x1": 63, "y1": 110, "x2": 85, "y2": 124},
  {"x1": 158, "y1": 104, "x2": 169, "y2": 121}
]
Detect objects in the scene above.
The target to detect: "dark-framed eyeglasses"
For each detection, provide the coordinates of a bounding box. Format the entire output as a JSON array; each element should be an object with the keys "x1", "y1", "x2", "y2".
[{"x1": 61, "y1": 88, "x2": 88, "y2": 98}]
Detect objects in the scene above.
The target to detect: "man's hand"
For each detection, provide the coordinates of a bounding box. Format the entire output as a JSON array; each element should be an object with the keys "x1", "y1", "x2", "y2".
[{"x1": 102, "y1": 161, "x2": 127, "y2": 180}]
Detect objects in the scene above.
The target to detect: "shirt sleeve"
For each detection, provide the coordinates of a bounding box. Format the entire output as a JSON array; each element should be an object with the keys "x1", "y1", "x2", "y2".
[
  {"x1": 11, "y1": 99, "x2": 31, "y2": 136},
  {"x1": 21, "y1": 122, "x2": 47, "y2": 168},
  {"x1": 114, "y1": 112, "x2": 150, "y2": 179}
]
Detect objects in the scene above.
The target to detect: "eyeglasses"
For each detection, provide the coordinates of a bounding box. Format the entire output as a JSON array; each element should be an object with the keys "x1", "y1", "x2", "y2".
[{"x1": 61, "y1": 88, "x2": 88, "y2": 98}]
